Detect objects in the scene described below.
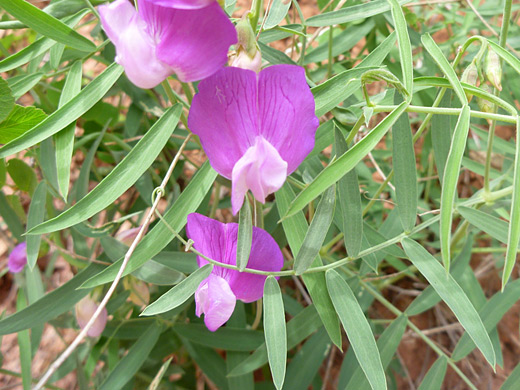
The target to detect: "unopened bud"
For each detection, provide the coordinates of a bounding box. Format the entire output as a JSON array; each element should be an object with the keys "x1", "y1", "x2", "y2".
[
  {"x1": 75, "y1": 296, "x2": 107, "y2": 338},
  {"x1": 484, "y1": 48, "x2": 502, "y2": 91},
  {"x1": 116, "y1": 226, "x2": 141, "y2": 247},
  {"x1": 477, "y1": 83, "x2": 494, "y2": 113},
  {"x1": 232, "y1": 50, "x2": 262, "y2": 73},
  {"x1": 123, "y1": 277, "x2": 150, "y2": 306},
  {"x1": 232, "y1": 16, "x2": 262, "y2": 72},
  {"x1": 461, "y1": 63, "x2": 478, "y2": 102}
]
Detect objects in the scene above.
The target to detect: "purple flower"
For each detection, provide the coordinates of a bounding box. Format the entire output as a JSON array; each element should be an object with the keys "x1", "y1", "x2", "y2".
[
  {"x1": 188, "y1": 65, "x2": 319, "y2": 214},
  {"x1": 98, "y1": 0, "x2": 236, "y2": 89},
  {"x1": 75, "y1": 296, "x2": 108, "y2": 338},
  {"x1": 145, "y1": 0, "x2": 215, "y2": 9},
  {"x1": 8, "y1": 243, "x2": 27, "y2": 273},
  {"x1": 186, "y1": 213, "x2": 284, "y2": 331}
]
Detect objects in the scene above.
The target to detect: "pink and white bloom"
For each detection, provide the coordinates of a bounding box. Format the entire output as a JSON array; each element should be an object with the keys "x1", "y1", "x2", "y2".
[
  {"x1": 188, "y1": 65, "x2": 319, "y2": 214},
  {"x1": 8, "y1": 242, "x2": 27, "y2": 273},
  {"x1": 98, "y1": 0, "x2": 236, "y2": 88},
  {"x1": 75, "y1": 296, "x2": 108, "y2": 338},
  {"x1": 186, "y1": 213, "x2": 284, "y2": 331}
]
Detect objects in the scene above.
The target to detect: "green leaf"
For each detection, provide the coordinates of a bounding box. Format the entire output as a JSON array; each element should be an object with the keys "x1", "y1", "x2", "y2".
[
  {"x1": 16, "y1": 290, "x2": 31, "y2": 390},
  {"x1": 0, "y1": 263, "x2": 104, "y2": 335},
  {"x1": 174, "y1": 324, "x2": 264, "y2": 352},
  {"x1": 28, "y1": 104, "x2": 182, "y2": 235},
  {"x1": 141, "y1": 265, "x2": 213, "y2": 316},
  {"x1": 421, "y1": 33, "x2": 467, "y2": 105},
  {"x1": 26, "y1": 182, "x2": 46, "y2": 269},
  {"x1": 276, "y1": 183, "x2": 342, "y2": 348},
  {"x1": 6, "y1": 158, "x2": 37, "y2": 193},
  {"x1": 0, "y1": 11, "x2": 88, "y2": 72},
  {"x1": 430, "y1": 90, "x2": 453, "y2": 181},
  {"x1": 0, "y1": 0, "x2": 96, "y2": 52},
  {"x1": 147, "y1": 357, "x2": 172, "y2": 390},
  {"x1": 439, "y1": 105, "x2": 470, "y2": 271},
  {"x1": 228, "y1": 305, "x2": 322, "y2": 377},
  {"x1": 0, "y1": 63, "x2": 123, "y2": 158},
  {"x1": 294, "y1": 185, "x2": 335, "y2": 275},
  {"x1": 458, "y1": 207, "x2": 509, "y2": 244},
  {"x1": 306, "y1": 0, "x2": 411, "y2": 26},
  {"x1": 487, "y1": 40, "x2": 520, "y2": 76},
  {"x1": 264, "y1": 0, "x2": 292, "y2": 30},
  {"x1": 402, "y1": 238, "x2": 496, "y2": 367},
  {"x1": 81, "y1": 162, "x2": 217, "y2": 288},
  {"x1": 285, "y1": 101, "x2": 408, "y2": 218},
  {"x1": 387, "y1": 0, "x2": 413, "y2": 94},
  {"x1": 183, "y1": 339, "x2": 229, "y2": 390},
  {"x1": 417, "y1": 356, "x2": 448, "y2": 390},
  {"x1": 99, "y1": 322, "x2": 162, "y2": 390},
  {"x1": 312, "y1": 32, "x2": 396, "y2": 117},
  {"x1": 7, "y1": 73, "x2": 43, "y2": 100},
  {"x1": 326, "y1": 269, "x2": 387, "y2": 390},
  {"x1": 452, "y1": 278, "x2": 520, "y2": 361},
  {"x1": 0, "y1": 77, "x2": 14, "y2": 122},
  {"x1": 392, "y1": 94, "x2": 417, "y2": 232},
  {"x1": 55, "y1": 60, "x2": 82, "y2": 200},
  {"x1": 0, "y1": 191, "x2": 24, "y2": 241},
  {"x1": 226, "y1": 303, "x2": 254, "y2": 390},
  {"x1": 343, "y1": 315, "x2": 408, "y2": 390},
  {"x1": 502, "y1": 360, "x2": 520, "y2": 390},
  {"x1": 0, "y1": 105, "x2": 47, "y2": 144},
  {"x1": 335, "y1": 128, "x2": 363, "y2": 257},
  {"x1": 237, "y1": 200, "x2": 253, "y2": 271},
  {"x1": 263, "y1": 276, "x2": 287, "y2": 390},
  {"x1": 503, "y1": 116, "x2": 520, "y2": 287}
]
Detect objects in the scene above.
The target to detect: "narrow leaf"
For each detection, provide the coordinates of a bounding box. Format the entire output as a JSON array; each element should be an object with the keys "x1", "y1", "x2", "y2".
[
  {"x1": 327, "y1": 269, "x2": 386, "y2": 390},
  {"x1": 402, "y1": 238, "x2": 496, "y2": 367},
  {"x1": 237, "y1": 200, "x2": 253, "y2": 271},
  {"x1": 387, "y1": 0, "x2": 413, "y2": 94},
  {"x1": 16, "y1": 290, "x2": 31, "y2": 390},
  {"x1": 439, "y1": 105, "x2": 470, "y2": 271},
  {"x1": 263, "y1": 276, "x2": 287, "y2": 390},
  {"x1": 0, "y1": 0, "x2": 96, "y2": 52},
  {"x1": 26, "y1": 182, "x2": 46, "y2": 269},
  {"x1": 264, "y1": 0, "x2": 292, "y2": 30},
  {"x1": 141, "y1": 265, "x2": 213, "y2": 316},
  {"x1": 285, "y1": 101, "x2": 408, "y2": 218},
  {"x1": 417, "y1": 356, "x2": 448, "y2": 390},
  {"x1": 0, "y1": 77, "x2": 14, "y2": 122},
  {"x1": 7, "y1": 73, "x2": 43, "y2": 100},
  {"x1": 431, "y1": 90, "x2": 453, "y2": 181},
  {"x1": 28, "y1": 104, "x2": 182, "y2": 234}
]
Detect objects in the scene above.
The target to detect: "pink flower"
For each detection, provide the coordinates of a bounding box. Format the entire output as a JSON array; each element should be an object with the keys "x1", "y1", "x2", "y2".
[
  {"x1": 98, "y1": 0, "x2": 236, "y2": 88},
  {"x1": 75, "y1": 296, "x2": 108, "y2": 338},
  {"x1": 188, "y1": 65, "x2": 319, "y2": 214},
  {"x1": 186, "y1": 213, "x2": 284, "y2": 331},
  {"x1": 8, "y1": 243, "x2": 27, "y2": 273}
]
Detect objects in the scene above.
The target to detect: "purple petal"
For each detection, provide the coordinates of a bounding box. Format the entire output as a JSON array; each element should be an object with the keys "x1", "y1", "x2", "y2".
[
  {"x1": 99, "y1": 0, "x2": 173, "y2": 89},
  {"x1": 231, "y1": 136, "x2": 287, "y2": 214},
  {"x1": 258, "y1": 65, "x2": 319, "y2": 173},
  {"x1": 188, "y1": 67, "x2": 258, "y2": 178},
  {"x1": 195, "y1": 274, "x2": 236, "y2": 331},
  {"x1": 8, "y1": 243, "x2": 27, "y2": 273},
  {"x1": 143, "y1": 0, "x2": 215, "y2": 9},
  {"x1": 75, "y1": 297, "x2": 108, "y2": 338},
  {"x1": 154, "y1": 3, "x2": 237, "y2": 82},
  {"x1": 186, "y1": 213, "x2": 284, "y2": 304}
]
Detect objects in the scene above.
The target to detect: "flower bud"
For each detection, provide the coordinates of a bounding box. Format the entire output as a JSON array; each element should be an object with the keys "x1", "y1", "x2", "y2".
[
  {"x1": 75, "y1": 296, "x2": 107, "y2": 338},
  {"x1": 461, "y1": 62, "x2": 478, "y2": 102},
  {"x1": 477, "y1": 83, "x2": 494, "y2": 113},
  {"x1": 123, "y1": 277, "x2": 150, "y2": 306},
  {"x1": 116, "y1": 226, "x2": 141, "y2": 247},
  {"x1": 8, "y1": 243, "x2": 27, "y2": 273},
  {"x1": 484, "y1": 48, "x2": 502, "y2": 91},
  {"x1": 231, "y1": 50, "x2": 262, "y2": 73},
  {"x1": 231, "y1": 17, "x2": 262, "y2": 72}
]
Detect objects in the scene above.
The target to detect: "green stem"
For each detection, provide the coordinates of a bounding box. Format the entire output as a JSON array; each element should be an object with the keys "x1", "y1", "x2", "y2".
[
  {"x1": 160, "y1": 80, "x2": 189, "y2": 128},
  {"x1": 499, "y1": 0, "x2": 513, "y2": 48},
  {"x1": 249, "y1": 0, "x2": 263, "y2": 33}
]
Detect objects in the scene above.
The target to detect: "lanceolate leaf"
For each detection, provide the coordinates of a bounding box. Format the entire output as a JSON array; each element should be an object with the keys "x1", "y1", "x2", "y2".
[
  {"x1": 263, "y1": 276, "x2": 287, "y2": 390},
  {"x1": 0, "y1": 63, "x2": 124, "y2": 158},
  {"x1": 439, "y1": 105, "x2": 470, "y2": 271},
  {"x1": 264, "y1": 0, "x2": 292, "y2": 30},
  {"x1": 28, "y1": 104, "x2": 182, "y2": 235},
  {"x1": 0, "y1": 0, "x2": 96, "y2": 52},
  {"x1": 417, "y1": 356, "x2": 448, "y2": 390},
  {"x1": 236, "y1": 200, "x2": 253, "y2": 271},
  {"x1": 26, "y1": 182, "x2": 46, "y2": 269},
  {"x1": 388, "y1": 0, "x2": 413, "y2": 94},
  {"x1": 402, "y1": 238, "x2": 496, "y2": 368},
  {"x1": 284, "y1": 101, "x2": 408, "y2": 218}
]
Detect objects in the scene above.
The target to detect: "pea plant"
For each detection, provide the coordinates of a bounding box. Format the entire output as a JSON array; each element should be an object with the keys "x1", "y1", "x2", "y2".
[{"x1": 1, "y1": 0, "x2": 520, "y2": 389}]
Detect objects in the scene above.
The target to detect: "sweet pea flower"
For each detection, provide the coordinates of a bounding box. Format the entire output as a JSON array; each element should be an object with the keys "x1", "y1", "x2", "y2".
[
  {"x1": 145, "y1": 0, "x2": 215, "y2": 9},
  {"x1": 75, "y1": 296, "x2": 108, "y2": 338},
  {"x1": 8, "y1": 243, "x2": 27, "y2": 273},
  {"x1": 188, "y1": 65, "x2": 319, "y2": 214},
  {"x1": 186, "y1": 213, "x2": 283, "y2": 331},
  {"x1": 98, "y1": 0, "x2": 236, "y2": 88}
]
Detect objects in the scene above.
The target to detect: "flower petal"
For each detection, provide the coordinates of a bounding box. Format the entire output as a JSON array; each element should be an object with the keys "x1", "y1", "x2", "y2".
[
  {"x1": 188, "y1": 67, "x2": 258, "y2": 178},
  {"x1": 155, "y1": 3, "x2": 237, "y2": 82},
  {"x1": 143, "y1": 0, "x2": 215, "y2": 9},
  {"x1": 231, "y1": 136, "x2": 287, "y2": 214},
  {"x1": 99, "y1": 0, "x2": 173, "y2": 89},
  {"x1": 8, "y1": 242, "x2": 27, "y2": 273},
  {"x1": 75, "y1": 297, "x2": 108, "y2": 338},
  {"x1": 258, "y1": 65, "x2": 319, "y2": 173},
  {"x1": 195, "y1": 274, "x2": 236, "y2": 332}
]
